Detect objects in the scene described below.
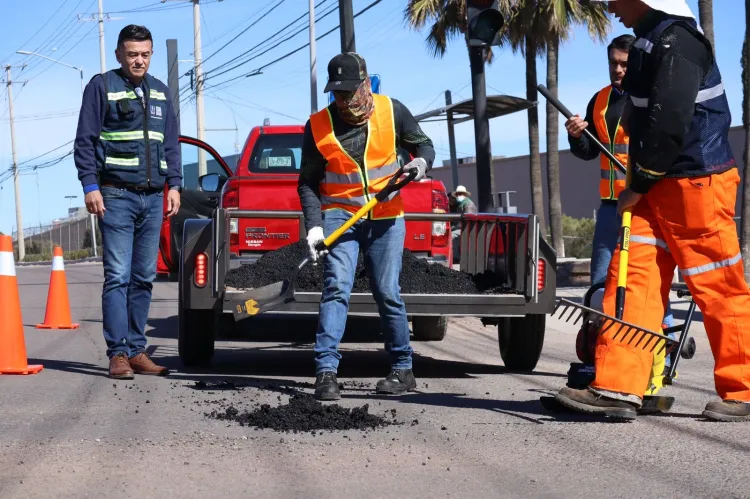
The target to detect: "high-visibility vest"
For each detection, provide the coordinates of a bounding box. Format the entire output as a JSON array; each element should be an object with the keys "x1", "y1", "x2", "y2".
[
  {"x1": 593, "y1": 85, "x2": 628, "y2": 201},
  {"x1": 309, "y1": 93, "x2": 403, "y2": 219},
  {"x1": 95, "y1": 69, "x2": 172, "y2": 189},
  {"x1": 626, "y1": 17, "x2": 735, "y2": 180}
]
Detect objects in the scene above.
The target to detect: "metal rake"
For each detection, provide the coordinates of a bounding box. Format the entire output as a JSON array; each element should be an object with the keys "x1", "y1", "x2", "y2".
[{"x1": 553, "y1": 297, "x2": 680, "y2": 356}]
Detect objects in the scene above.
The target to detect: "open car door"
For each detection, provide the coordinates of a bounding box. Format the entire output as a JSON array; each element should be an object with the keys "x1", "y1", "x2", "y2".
[{"x1": 157, "y1": 135, "x2": 233, "y2": 279}]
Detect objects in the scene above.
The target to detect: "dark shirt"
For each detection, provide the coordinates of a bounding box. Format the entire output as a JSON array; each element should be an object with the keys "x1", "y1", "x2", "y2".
[
  {"x1": 74, "y1": 73, "x2": 182, "y2": 193},
  {"x1": 297, "y1": 98, "x2": 436, "y2": 231},
  {"x1": 626, "y1": 10, "x2": 713, "y2": 194},
  {"x1": 568, "y1": 87, "x2": 628, "y2": 161}
]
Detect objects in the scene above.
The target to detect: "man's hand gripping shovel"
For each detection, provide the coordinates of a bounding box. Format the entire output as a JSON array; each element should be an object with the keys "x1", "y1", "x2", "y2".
[
  {"x1": 229, "y1": 167, "x2": 418, "y2": 321},
  {"x1": 537, "y1": 84, "x2": 679, "y2": 414}
]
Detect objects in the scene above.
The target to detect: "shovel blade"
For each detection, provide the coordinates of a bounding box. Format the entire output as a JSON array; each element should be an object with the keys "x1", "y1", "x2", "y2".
[{"x1": 229, "y1": 279, "x2": 295, "y2": 321}]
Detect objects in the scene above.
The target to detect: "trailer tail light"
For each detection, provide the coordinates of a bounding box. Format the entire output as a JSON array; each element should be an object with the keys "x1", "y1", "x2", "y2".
[
  {"x1": 538, "y1": 257, "x2": 546, "y2": 291},
  {"x1": 195, "y1": 253, "x2": 208, "y2": 288},
  {"x1": 431, "y1": 189, "x2": 450, "y2": 247}
]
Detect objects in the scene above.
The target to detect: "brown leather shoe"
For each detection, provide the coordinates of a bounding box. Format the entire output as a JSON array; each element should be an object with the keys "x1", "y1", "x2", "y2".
[
  {"x1": 703, "y1": 400, "x2": 750, "y2": 422},
  {"x1": 109, "y1": 353, "x2": 134, "y2": 380},
  {"x1": 554, "y1": 386, "x2": 638, "y2": 420},
  {"x1": 128, "y1": 352, "x2": 169, "y2": 376}
]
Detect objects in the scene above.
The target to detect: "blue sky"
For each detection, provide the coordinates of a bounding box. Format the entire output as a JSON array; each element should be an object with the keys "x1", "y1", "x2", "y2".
[{"x1": 0, "y1": 0, "x2": 744, "y2": 235}]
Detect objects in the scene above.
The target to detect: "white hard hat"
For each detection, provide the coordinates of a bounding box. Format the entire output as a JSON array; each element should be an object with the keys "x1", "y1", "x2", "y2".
[{"x1": 641, "y1": 0, "x2": 695, "y2": 19}]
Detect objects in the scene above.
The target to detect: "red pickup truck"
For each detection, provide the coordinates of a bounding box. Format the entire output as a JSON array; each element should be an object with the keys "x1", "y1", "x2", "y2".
[
  {"x1": 158, "y1": 125, "x2": 453, "y2": 277},
  {"x1": 221, "y1": 124, "x2": 453, "y2": 267}
]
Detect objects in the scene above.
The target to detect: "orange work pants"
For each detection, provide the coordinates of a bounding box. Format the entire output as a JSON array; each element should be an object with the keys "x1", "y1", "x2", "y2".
[{"x1": 590, "y1": 168, "x2": 750, "y2": 401}]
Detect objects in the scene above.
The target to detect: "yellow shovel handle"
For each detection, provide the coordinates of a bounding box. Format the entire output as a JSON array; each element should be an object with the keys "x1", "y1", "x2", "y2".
[{"x1": 322, "y1": 196, "x2": 379, "y2": 248}]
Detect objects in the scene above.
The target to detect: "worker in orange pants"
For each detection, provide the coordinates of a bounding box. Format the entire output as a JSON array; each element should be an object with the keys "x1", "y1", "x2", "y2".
[{"x1": 555, "y1": 0, "x2": 750, "y2": 421}]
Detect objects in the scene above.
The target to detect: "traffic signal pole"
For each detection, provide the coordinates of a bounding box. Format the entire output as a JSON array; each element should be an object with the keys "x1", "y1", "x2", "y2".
[
  {"x1": 339, "y1": 0, "x2": 356, "y2": 52},
  {"x1": 469, "y1": 46, "x2": 494, "y2": 213}
]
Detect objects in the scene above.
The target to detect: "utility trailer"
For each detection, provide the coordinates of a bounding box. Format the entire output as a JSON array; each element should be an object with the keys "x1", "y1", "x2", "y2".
[{"x1": 178, "y1": 206, "x2": 557, "y2": 371}]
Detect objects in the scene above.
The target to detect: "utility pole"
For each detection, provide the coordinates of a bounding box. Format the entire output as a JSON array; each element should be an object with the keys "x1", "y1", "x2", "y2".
[
  {"x1": 166, "y1": 39, "x2": 181, "y2": 134},
  {"x1": 468, "y1": 46, "x2": 494, "y2": 213},
  {"x1": 98, "y1": 0, "x2": 106, "y2": 71},
  {"x1": 309, "y1": 0, "x2": 318, "y2": 113},
  {"x1": 193, "y1": 0, "x2": 207, "y2": 176},
  {"x1": 5, "y1": 66, "x2": 25, "y2": 260},
  {"x1": 339, "y1": 0, "x2": 356, "y2": 53},
  {"x1": 445, "y1": 90, "x2": 459, "y2": 191}
]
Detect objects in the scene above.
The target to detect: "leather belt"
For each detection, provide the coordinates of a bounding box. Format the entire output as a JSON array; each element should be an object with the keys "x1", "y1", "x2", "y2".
[{"x1": 102, "y1": 182, "x2": 160, "y2": 192}]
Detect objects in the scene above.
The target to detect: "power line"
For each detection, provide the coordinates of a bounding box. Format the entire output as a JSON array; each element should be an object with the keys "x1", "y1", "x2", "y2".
[
  {"x1": 198, "y1": 0, "x2": 288, "y2": 69},
  {"x1": 1, "y1": 0, "x2": 73, "y2": 63},
  {"x1": 203, "y1": 0, "x2": 383, "y2": 92},
  {"x1": 200, "y1": 0, "x2": 333, "y2": 81},
  {"x1": 202, "y1": 0, "x2": 277, "y2": 49},
  {"x1": 17, "y1": 140, "x2": 75, "y2": 166}
]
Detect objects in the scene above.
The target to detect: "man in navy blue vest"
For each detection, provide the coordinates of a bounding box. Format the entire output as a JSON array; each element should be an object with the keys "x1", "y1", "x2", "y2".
[{"x1": 74, "y1": 25, "x2": 182, "y2": 379}]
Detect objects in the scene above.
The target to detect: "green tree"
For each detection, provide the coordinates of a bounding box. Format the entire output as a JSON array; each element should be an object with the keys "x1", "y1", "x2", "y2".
[{"x1": 404, "y1": 0, "x2": 609, "y2": 257}]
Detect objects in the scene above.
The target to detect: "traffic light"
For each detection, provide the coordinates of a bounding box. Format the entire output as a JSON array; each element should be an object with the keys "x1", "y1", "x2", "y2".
[{"x1": 467, "y1": 0, "x2": 505, "y2": 47}]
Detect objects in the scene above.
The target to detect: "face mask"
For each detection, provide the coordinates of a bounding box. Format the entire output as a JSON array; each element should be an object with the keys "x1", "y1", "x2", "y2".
[
  {"x1": 333, "y1": 78, "x2": 374, "y2": 126},
  {"x1": 456, "y1": 195, "x2": 466, "y2": 202}
]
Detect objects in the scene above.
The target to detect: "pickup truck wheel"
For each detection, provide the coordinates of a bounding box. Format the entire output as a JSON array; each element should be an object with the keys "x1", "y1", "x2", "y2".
[
  {"x1": 412, "y1": 316, "x2": 448, "y2": 341},
  {"x1": 178, "y1": 305, "x2": 216, "y2": 366},
  {"x1": 497, "y1": 314, "x2": 545, "y2": 372}
]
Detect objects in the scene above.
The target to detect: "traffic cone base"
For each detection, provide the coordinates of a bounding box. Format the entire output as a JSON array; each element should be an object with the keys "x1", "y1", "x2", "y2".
[
  {"x1": 0, "y1": 364, "x2": 44, "y2": 375},
  {"x1": 0, "y1": 234, "x2": 43, "y2": 375},
  {"x1": 36, "y1": 247, "x2": 79, "y2": 329}
]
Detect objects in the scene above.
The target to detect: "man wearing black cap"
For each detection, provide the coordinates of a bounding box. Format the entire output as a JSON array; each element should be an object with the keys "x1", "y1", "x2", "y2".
[{"x1": 298, "y1": 52, "x2": 436, "y2": 401}]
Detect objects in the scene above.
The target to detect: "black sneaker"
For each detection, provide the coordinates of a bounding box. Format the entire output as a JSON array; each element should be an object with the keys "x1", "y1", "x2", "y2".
[
  {"x1": 376, "y1": 369, "x2": 417, "y2": 395},
  {"x1": 314, "y1": 371, "x2": 340, "y2": 401}
]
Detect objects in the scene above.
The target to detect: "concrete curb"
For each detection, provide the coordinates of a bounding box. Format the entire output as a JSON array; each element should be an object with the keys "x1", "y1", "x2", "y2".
[{"x1": 16, "y1": 256, "x2": 103, "y2": 267}]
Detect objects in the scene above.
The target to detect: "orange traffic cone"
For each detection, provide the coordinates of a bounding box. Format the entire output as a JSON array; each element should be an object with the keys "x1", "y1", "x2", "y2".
[
  {"x1": 0, "y1": 235, "x2": 43, "y2": 375},
  {"x1": 36, "y1": 246, "x2": 80, "y2": 330}
]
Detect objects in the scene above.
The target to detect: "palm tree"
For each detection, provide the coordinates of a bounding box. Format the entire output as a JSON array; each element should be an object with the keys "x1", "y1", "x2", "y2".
[
  {"x1": 535, "y1": 1, "x2": 609, "y2": 257},
  {"x1": 404, "y1": 0, "x2": 609, "y2": 255},
  {"x1": 698, "y1": 0, "x2": 715, "y2": 52},
  {"x1": 741, "y1": 2, "x2": 750, "y2": 283}
]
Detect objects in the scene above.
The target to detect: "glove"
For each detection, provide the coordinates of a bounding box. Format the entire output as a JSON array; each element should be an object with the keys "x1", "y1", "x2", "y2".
[
  {"x1": 305, "y1": 226, "x2": 327, "y2": 262},
  {"x1": 403, "y1": 157, "x2": 427, "y2": 181}
]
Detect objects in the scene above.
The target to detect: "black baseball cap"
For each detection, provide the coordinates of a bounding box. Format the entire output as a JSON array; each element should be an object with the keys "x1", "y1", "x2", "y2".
[{"x1": 323, "y1": 52, "x2": 368, "y2": 92}]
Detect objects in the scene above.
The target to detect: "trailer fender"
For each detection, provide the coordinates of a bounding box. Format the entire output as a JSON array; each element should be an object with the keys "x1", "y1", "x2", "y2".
[{"x1": 179, "y1": 218, "x2": 218, "y2": 311}]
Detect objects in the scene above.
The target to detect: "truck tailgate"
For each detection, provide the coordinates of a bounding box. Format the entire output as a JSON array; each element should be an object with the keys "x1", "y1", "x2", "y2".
[{"x1": 237, "y1": 176, "x2": 302, "y2": 253}]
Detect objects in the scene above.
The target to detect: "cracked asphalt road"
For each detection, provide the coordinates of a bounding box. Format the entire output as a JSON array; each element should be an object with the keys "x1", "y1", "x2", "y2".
[{"x1": 1, "y1": 263, "x2": 748, "y2": 498}]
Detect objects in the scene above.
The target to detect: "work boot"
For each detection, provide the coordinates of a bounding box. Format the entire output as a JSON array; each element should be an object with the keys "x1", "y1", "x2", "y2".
[
  {"x1": 128, "y1": 352, "x2": 169, "y2": 376},
  {"x1": 554, "y1": 386, "x2": 638, "y2": 420},
  {"x1": 109, "y1": 352, "x2": 134, "y2": 380},
  {"x1": 314, "y1": 371, "x2": 340, "y2": 401},
  {"x1": 376, "y1": 369, "x2": 417, "y2": 395},
  {"x1": 702, "y1": 400, "x2": 750, "y2": 422}
]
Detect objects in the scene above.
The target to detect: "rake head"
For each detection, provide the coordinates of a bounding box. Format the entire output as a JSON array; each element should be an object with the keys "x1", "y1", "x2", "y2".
[{"x1": 553, "y1": 298, "x2": 679, "y2": 356}]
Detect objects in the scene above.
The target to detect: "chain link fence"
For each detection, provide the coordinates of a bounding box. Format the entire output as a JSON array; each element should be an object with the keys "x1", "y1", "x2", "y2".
[{"x1": 11, "y1": 211, "x2": 102, "y2": 262}]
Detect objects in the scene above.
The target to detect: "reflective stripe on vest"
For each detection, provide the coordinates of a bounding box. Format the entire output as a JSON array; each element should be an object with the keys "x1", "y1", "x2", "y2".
[
  {"x1": 593, "y1": 85, "x2": 628, "y2": 201},
  {"x1": 310, "y1": 94, "x2": 404, "y2": 219}
]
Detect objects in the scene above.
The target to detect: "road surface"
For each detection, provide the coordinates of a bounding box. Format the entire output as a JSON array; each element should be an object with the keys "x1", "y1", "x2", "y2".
[{"x1": 1, "y1": 262, "x2": 748, "y2": 498}]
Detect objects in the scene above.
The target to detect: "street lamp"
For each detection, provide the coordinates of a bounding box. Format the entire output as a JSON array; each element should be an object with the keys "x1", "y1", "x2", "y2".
[
  {"x1": 16, "y1": 50, "x2": 84, "y2": 95},
  {"x1": 19, "y1": 50, "x2": 98, "y2": 257}
]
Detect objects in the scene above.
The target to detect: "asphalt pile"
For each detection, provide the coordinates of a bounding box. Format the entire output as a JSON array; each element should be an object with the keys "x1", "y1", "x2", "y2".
[
  {"x1": 225, "y1": 241, "x2": 513, "y2": 294},
  {"x1": 206, "y1": 393, "x2": 398, "y2": 433}
]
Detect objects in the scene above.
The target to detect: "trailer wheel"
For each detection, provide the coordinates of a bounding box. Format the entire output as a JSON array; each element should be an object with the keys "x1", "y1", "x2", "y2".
[
  {"x1": 412, "y1": 316, "x2": 448, "y2": 341},
  {"x1": 497, "y1": 314, "x2": 545, "y2": 372},
  {"x1": 178, "y1": 301, "x2": 216, "y2": 367}
]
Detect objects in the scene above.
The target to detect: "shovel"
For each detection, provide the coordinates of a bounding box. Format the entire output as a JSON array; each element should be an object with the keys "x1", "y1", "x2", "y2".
[
  {"x1": 537, "y1": 84, "x2": 679, "y2": 356},
  {"x1": 230, "y1": 166, "x2": 418, "y2": 320}
]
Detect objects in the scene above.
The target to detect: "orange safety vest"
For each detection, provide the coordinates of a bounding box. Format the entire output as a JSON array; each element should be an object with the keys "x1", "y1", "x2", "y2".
[
  {"x1": 309, "y1": 93, "x2": 403, "y2": 220},
  {"x1": 593, "y1": 85, "x2": 629, "y2": 200}
]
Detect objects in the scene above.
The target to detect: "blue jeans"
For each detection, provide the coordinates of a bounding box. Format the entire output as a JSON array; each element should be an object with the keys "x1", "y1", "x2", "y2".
[
  {"x1": 99, "y1": 186, "x2": 164, "y2": 359},
  {"x1": 314, "y1": 210, "x2": 412, "y2": 374},
  {"x1": 590, "y1": 201, "x2": 676, "y2": 366}
]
